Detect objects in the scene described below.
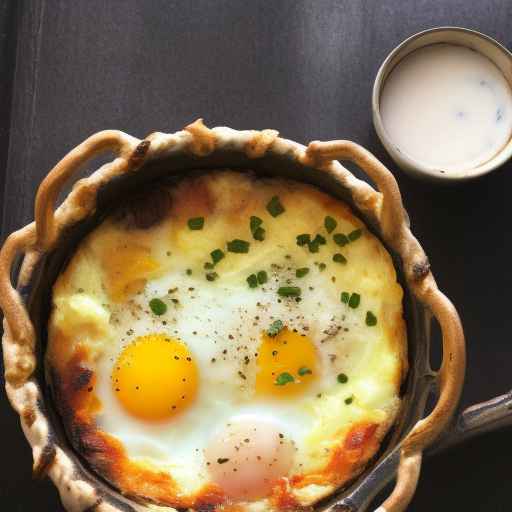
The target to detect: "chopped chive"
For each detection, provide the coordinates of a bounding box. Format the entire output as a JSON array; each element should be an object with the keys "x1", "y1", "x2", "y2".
[
  {"x1": 337, "y1": 373, "x2": 348, "y2": 384},
  {"x1": 275, "y1": 372, "x2": 294, "y2": 386},
  {"x1": 324, "y1": 216, "x2": 337, "y2": 233},
  {"x1": 210, "y1": 248, "x2": 225, "y2": 264},
  {"x1": 257, "y1": 270, "x2": 268, "y2": 284},
  {"x1": 247, "y1": 274, "x2": 258, "y2": 288},
  {"x1": 333, "y1": 253, "x2": 347, "y2": 264},
  {"x1": 296, "y1": 267, "x2": 310, "y2": 278},
  {"x1": 312, "y1": 234, "x2": 326, "y2": 245},
  {"x1": 253, "y1": 227, "x2": 265, "y2": 241},
  {"x1": 318, "y1": 262, "x2": 326, "y2": 271},
  {"x1": 204, "y1": 262, "x2": 214, "y2": 269},
  {"x1": 296, "y1": 233, "x2": 311, "y2": 246},
  {"x1": 345, "y1": 395, "x2": 354, "y2": 405},
  {"x1": 277, "y1": 286, "x2": 301, "y2": 297},
  {"x1": 298, "y1": 366, "x2": 312, "y2": 376},
  {"x1": 333, "y1": 233, "x2": 349, "y2": 246},
  {"x1": 267, "y1": 319, "x2": 284, "y2": 337},
  {"x1": 308, "y1": 241, "x2": 319, "y2": 253},
  {"x1": 366, "y1": 311, "x2": 378, "y2": 326},
  {"x1": 250, "y1": 216, "x2": 263, "y2": 232},
  {"x1": 149, "y1": 298, "x2": 167, "y2": 316},
  {"x1": 348, "y1": 228, "x2": 363, "y2": 241},
  {"x1": 186, "y1": 268, "x2": 192, "y2": 275},
  {"x1": 341, "y1": 291, "x2": 350, "y2": 303},
  {"x1": 206, "y1": 272, "x2": 218, "y2": 282},
  {"x1": 187, "y1": 217, "x2": 204, "y2": 230},
  {"x1": 266, "y1": 196, "x2": 285, "y2": 217},
  {"x1": 348, "y1": 293, "x2": 360, "y2": 309},
  {"x1": 227, "y1": 239, "x2": 250, "y2": 253}
]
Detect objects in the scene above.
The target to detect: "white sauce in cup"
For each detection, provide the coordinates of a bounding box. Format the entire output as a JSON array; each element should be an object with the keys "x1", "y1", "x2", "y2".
[{"x1": 380, "y1": 44, "x2": 512, "y2": 171}]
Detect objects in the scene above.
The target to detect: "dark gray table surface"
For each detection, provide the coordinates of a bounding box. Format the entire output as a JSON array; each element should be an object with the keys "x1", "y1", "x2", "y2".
[{"x1": 1, "y1": 1, "x2": 511, "y2": 511}]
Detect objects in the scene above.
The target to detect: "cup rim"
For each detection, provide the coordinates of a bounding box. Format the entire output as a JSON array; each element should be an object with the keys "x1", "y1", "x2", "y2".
[{"x1": 372, "y1": 26, "x2": 512, "y2": 182}]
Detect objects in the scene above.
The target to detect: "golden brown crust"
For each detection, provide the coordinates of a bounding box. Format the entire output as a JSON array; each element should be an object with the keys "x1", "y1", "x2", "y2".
[{"x1": 0, "y1": 123, "x2": 465, "y2": 512}]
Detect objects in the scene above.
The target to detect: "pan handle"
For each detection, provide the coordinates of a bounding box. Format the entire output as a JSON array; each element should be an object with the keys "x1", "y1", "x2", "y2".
[
  {"x1": 34, "y1": 130, "x2": 141, "y2": 250},
  {"x1": 430, "y1": 390, "x2": 512, "y2": 454}
]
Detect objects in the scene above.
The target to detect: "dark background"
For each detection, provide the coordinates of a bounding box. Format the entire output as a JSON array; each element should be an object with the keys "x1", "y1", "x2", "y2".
[{"x1": 1, "y1": 1, "x2": 511, "y2": 511}]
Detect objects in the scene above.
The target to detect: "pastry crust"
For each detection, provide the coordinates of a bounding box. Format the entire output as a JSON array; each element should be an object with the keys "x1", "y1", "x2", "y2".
[{"x1": 0, "y1": 121, "x2": 465, "y2": 512}]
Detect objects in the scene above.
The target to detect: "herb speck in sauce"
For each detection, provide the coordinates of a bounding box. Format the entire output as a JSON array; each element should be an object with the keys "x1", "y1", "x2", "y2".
[
  {"x1": 275, "y1": 372, "x2": 294, "y2": 386},
  {"x1": 187, "y1": 217, "x2": 204, "y2": 230},
  {"x1": 333, "y1": 253, "x2": 347, "y2": 264},
  {"x1": 324, "y1": 216, "x2": 337, "y2": 233},
  {"x1": 257, "y1": 270, "x2": 268, "y2": 284},
  {"x1": 348, "y1": 228, "x2": 363, "y2": 241},
  {"x1": 267, "y1": 319, "x2": 284, "y2": 337},
  {"x1": 348, "y1": 293, "x2": 360, "y2": 309},
  {"x1": 366, "y1": 311, "x2": 378, "y2": 326},
  {"x1": 337, "y1": 373, "x2": 348, "y2": 384},
  {"x1": 149, "y1": 298, "x2": 167, "y2": 316},
  {"x1": 296, "y1": 267, "x2": 309, "y2": 278},
  {"x1": 247, "y1": 274, "x2": 258, "y2": 288},
  {"x1": 227, "y1": 239, "x2": 250, "y2": 253},
  {"x1": 296, "y1": 233, "x2": 311, "y2": 246},
  {"x1": 211, "y1": 248, "x2": 225, "y2": 265},
  {"x1": 333, "y1": 233, "x2": 349, "y2": 246},
  {"x1": 266, "y1": 196, "x2": 285, "y2": 217},
  {"x1": 277, "y1": 286, "x2": 301, "y2": 298}
]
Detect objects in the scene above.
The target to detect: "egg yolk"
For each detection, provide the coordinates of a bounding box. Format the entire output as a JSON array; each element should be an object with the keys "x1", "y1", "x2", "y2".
[
  {"x1": 256, "y1": 327, "x2": 317, "y2": 397},
  {"x1": 111, "y1": 334, "x2": 198, "y2": 421}
]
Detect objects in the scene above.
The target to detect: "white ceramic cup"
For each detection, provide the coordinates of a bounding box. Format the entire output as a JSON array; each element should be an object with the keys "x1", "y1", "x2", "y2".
[{"x1": 372, "y1": 27, "x2": 512, "y2": 183}]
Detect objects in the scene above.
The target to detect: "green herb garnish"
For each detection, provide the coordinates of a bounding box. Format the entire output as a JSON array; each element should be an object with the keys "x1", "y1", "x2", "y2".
[
  {"x1": 296, "y1": 267, "x2": 310, "y2": 278},
  {"x1": 250, "y1": 216, "x2": 266, "y2": 241},
  {"x1": 366, "y1": 311, "x2": 377, "y2": 326},
  {"x1": 227, "y1": 239, "x2": 250, "y2": 253},
  {"x1": 337, "y1": 373, "x2": 348, "y2": 384},
  {"x1": 187, "y1": 217, "x2": 204, "y2": 230},
  {"x1": 312, "y1": 234, "x2": 326, "y2": 245},
  {"x1": 247, "y1": 274, "x2": 258, "y2": 288},
  {"x1": 324, "y1": 216, "x2": 337, "y2": 233},
  {"x1": 206, "y1": 272, "x2": 218, "y2": 282},
  {"x1": 149, "y1": 298, "x2": 167, "y2": 316},
  {"x1": 250, "y1": 215, "x2": 263, "y2": 232},
  {"x1": 257, "y1": 270, "x2": 268, "y2": 284},
  {"x1": 296, "y1": 233, "x2": 311, "y2": 246},
  {"x1": 333, "y1": 233, "x2": 349, "y2": 246},
  {"x1": 348, "y1": 293, "x2": 360, "y2": 309},
  {"x1": 186, "y1": 268, "x2": 192, "y2": 275},
  {"x1": 318, "y1": 262, "x2": 326, "y2": 271},
  {"x1": 275, "y1": 372, "x2": 294, "y2": 386},
  {"x1": 345, "y1": 395, "x2": 354, "y2": 405},
  {"x1": 348, "y1": 228, "x2": 363, "y2": 241},
  {"x1": 211, "y1": 248, "x2": 225, "y2": 265},
  {"x1": 341, "y1": 292, "x2": 350, "y2": 304},
  {"x1": 277, "y1": 286, "x2": 301, "y2": 297},
  {"x1": 267, "y1": 319, "x2": 284, "y2": 337},
  {"x1": 298, "y1": 366, "x2": 312, "y2": 376},
  {"x1": 308, "y1": 241, "x2": 320, "y2": 253},
  {"x1": 333, "y1": 253, "x2": 347, "y2": 264},
  {"x1": 266, "y1": 196, "x2": 285, "y2": 217},
  {"x1": 253, "y1": 227, "x2": 265, "y2": 241}
]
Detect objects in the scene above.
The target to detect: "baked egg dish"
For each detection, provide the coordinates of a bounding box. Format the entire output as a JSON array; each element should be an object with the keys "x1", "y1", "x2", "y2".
[{"x1": 46, "y1": 171, "x2": 407, "y2": 511}]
